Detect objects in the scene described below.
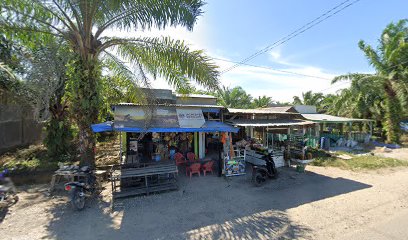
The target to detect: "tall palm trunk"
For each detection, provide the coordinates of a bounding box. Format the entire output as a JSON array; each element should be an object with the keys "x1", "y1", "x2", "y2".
[
  {"x1": 384, "y1": 80, "x2": 402, "y2": 143},
  {"x1": 45, "y1": 94, "x2": 72, "y2": 159},
  {"x1": 69, "y1": 57, "x2": 100, "y2": 167}
]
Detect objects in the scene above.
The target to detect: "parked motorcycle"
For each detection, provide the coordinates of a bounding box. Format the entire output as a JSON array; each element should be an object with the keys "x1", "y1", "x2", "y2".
[
  {"x1": 64, "y1": 166, "x2": 100, "y2": 210},
  {"x1": 0, "y1": 169, "x2": 18, "y2": 209},
  {"x1": 251, "y1": 152, "x2": 278, "y2": 187}
]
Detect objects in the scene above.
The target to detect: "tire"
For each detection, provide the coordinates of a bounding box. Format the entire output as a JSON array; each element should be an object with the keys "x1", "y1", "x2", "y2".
[
  {"x1": 70, "y1": 189, "x2": 85, "y2": 210},
  {"x1": 12, "y1": 194, "x2": 19, "y2": 204},
  {"x1": 1, "y1": 192, "x2": 18, "y2": 207},
  {"x1": 271, "y1": 169, "x2": 279, "y2": 179},
  {"x1": 93, "y1": 180, "x2": 102, "y2": 195},
  {"x1": 253, "y1": 172, "x2": 265, "y2": 187},
  {"x1": 8, "y1": 193, "x2": 18, "y2": 206}
]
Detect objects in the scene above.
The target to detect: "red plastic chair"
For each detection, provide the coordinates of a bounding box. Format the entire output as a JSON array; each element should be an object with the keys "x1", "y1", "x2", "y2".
[
  {"x1": 186, "y1": 163, "x2": 201, "y2": 178},
  {"x1": 201, "y1": 161, "x2": 214, "y2": 176},
  {"x1": 174, "y1": 152, "x2": 186, "y2": 166},
  {"x1": 187, "y1": 152, "x2": 197, "y2": 162}
]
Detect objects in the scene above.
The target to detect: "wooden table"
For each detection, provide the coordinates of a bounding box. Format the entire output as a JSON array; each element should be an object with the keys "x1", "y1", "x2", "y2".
[
  {"x1": 49, "y1": 170, "x2": 88, "y2": 192},
  {"x1": 110, "y1": 163, "x2": 178, "y2": 200}
]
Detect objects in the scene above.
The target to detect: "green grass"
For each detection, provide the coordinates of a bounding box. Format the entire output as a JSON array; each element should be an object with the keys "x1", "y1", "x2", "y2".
[
  {"x1": 311, "y1": 154, "x2": 408, "y2": 170},
  {"x1": 0, "y1": 145, "x2": 60, "y2": 174}
]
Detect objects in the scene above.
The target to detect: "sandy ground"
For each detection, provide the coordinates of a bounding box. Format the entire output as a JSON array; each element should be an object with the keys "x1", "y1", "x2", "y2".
[
  {"x1": 372, "y1": 147, "x2": 408, "y2": 161},
  {"x1": 1, "y1": 166, "x2": 408, "y2": 240}
]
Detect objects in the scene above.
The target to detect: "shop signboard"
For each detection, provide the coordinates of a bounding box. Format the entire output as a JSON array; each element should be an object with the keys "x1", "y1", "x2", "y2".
[
  {"x1": 176, "y1": 108, "x2": 205, "y2": 128},
  {"x1": 114, "y1": 105, "x2": 178, "y2": 128}
]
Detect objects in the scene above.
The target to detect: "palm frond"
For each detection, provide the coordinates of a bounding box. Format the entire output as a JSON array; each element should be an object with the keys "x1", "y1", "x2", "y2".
[
  {"x1": 94, "y1": 0, "x2": 204, "y2": 38},
  {"x1": 358, "y1": 40, "x2": 387, "y2": 74},
  {"x1": 112, "y1": 36, "x2": 219, "y2": 92}
]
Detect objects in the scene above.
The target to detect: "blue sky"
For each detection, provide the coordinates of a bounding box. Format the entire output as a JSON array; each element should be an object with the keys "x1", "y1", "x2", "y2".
[{"x1": 114, "y1": 0, "x2": 408, "y2": 102}]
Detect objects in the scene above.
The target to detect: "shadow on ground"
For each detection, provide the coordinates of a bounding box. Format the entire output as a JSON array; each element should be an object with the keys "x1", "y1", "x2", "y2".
[{"x1": 43, "y1": 167, "x2": 371, "y2": 240}]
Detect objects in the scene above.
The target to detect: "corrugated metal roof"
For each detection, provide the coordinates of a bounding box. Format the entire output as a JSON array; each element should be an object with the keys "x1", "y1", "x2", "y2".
[
  {"x1": 294, "y1": 105, "x2": 317, "y2": 114},
  {"x1": 228, "y1": 119, "x2": 316, "y2": 127},
  {"x1": 259, "y1": 106, "x2": 295, "y2": 112},
  {"x1": 176, "y1": 93, "x2": 217, "y2": 99},
  {"x1": 114, "y1": 103, "x2": 224, "y2": 108},
  {"x1": 301, "y1": 114, "x2": 373, "y2": 122},
  {"x1": 227, "y1": 108, "x2": 298, "y2": 114}
]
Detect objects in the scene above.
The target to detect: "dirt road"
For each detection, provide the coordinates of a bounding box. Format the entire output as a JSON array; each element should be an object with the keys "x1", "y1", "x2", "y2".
[
  {"x1": 373, "y1": 147, "x2": 408, "y2": 161},
  {"x1": 1, "y1": 166, "x2": 408, "y2": 240}
]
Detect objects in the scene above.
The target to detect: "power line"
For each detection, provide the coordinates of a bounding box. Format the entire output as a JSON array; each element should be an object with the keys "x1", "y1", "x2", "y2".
[
  {"x1": 316, "y1": 58, "x2": 408, "y2": 92},
  {"x1": 213, "y1": 57, "x2": 332, "y2": 80},
  {"x1": 220, "y1": 0, "x2": 362, "y2": 74}
]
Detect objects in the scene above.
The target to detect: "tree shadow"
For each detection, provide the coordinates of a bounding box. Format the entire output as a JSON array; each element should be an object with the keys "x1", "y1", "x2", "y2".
[
  {"x1": 42, "y1": 167, "x2": 371, "y2": 239},
  {"x1": 178, "y1": 210, "x2": 311, "y2": 239}
]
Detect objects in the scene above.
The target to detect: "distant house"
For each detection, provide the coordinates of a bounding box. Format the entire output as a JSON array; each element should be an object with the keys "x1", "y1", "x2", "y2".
[{"x1": 266, "y1": 105, "x2": 374, "y2": 143}]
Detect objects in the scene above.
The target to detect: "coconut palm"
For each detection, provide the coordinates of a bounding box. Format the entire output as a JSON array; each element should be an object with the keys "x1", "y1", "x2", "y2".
[{"x1": 1, "y1": 0, "x2": 220, "y2": 165}]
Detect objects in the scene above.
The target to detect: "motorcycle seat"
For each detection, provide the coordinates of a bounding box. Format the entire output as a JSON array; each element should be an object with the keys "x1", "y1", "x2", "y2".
[
  {"x1": 0, "y1": 185, "x2": 12, "y2": 192},
  {"x1": 66, "y1": 182, "x2": 85, "y2": 187}
]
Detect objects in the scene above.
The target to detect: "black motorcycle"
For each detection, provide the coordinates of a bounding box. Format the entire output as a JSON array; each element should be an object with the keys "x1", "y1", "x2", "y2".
[
  {"x1": 0, "y1": 169, "x2": 18, "y2": 209},
  {"x1": 64, "y1": 166, "x2": 100, "y2": 210},
  {"x1": 251, "y1": 152, "x2": 278, "y2": 187}
]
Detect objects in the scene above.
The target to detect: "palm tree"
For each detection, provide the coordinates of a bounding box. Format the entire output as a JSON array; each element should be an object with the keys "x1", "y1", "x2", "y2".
[
  {"x1": 292, "y1": 91, "x2": 324, "y2": 109},
  {"x1": 331, "y1": 74, "x2": 385, "y2": 120},
  {"x1": 2, "y1": 0, "x2": 219, "y2": 165},
  {"x1": 216, "y1": 86, "x2": 252, "y2": 109},
  {"x1": 333, "y1": 20, "x2": 408, "y2": 143},
  {"x1": 252, "y1": 95, "x2": 273, "y2": 108}
]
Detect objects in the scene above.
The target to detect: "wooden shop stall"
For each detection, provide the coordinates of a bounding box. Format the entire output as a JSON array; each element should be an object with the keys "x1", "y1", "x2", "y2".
[
  {"x1": 224, "y1": 107, "x2": 318, "y2": 168},
  {"x1": 91, "y1": 101, "x2": 238, "y2": 200}
]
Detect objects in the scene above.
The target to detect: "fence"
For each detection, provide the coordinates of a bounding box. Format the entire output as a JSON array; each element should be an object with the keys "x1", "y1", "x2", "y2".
[{"x1": 0, "y1": 105, "x2": 43, "y2": 154}]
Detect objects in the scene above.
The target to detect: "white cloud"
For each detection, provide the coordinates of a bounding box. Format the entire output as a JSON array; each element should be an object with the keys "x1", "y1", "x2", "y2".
[
  {"x1": 99, "y1": 19, "x2": 349, "y2": 101},
  {"x1": 152, "y1": 51, "x2": 348, "y2": 102},
  {"x1": 215, "y1": 58, "x2": 346, "y2": 102}
]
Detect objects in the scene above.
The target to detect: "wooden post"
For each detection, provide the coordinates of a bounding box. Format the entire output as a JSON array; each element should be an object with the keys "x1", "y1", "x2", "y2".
[
  {"x1": 194, "y1": 132, "x2": 198, "y2": 157},
  {"x1": 119, "y1": 132, "x2": 122, "y2": 163},
  {"x1": 198, "y1": 132, "x2": 205, "y2": 159}
]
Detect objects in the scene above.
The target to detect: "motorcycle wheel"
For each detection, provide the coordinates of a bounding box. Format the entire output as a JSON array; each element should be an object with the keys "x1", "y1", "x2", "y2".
[
  {"x1": 253, "y1": 172, "x2": 265, "y2": 187},
  {"x1": 9, "y1": 193, "x2": 18, "y2": 205},
  {"x1": 71, "y1": 189, "x2": 85, "y2": 210}
]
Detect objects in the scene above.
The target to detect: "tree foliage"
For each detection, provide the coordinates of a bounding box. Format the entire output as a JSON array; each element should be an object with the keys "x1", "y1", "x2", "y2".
[
  {"x1": 330, "y1": 20, "x2": 408, "y2": 143},
  {"x1": 1, "y1": 0, "x2": 220, "y2": 165},
  {"x1": 216, "y1": 86, "x2": 252, "y2": 109},
  {"x1": 292, "y1": 91, "x2": 325, "y2": 111},
  {"x1": 252, "y1": 96, "x2": 273, "y2": 108}
]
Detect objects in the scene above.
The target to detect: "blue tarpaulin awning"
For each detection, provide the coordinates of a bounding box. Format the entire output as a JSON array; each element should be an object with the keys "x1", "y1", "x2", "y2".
[
  {"x1": 91, "y1": 121, "x2": 114, "y2": 132},
  {"x1": 91, "y1": 121, "x2": 238, "y2": 133}
]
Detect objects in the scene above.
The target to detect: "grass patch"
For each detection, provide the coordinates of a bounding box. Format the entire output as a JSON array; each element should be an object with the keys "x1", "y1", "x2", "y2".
[
  {"x1": 0, "y1": 145, "x2": 63, "y2": 174},
  {"x1": 0, "y1": 134, "x2": 120, "y2": 175},
  {"x1": 311, "y1": 154, "x2": 408, "y2": 170}
]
